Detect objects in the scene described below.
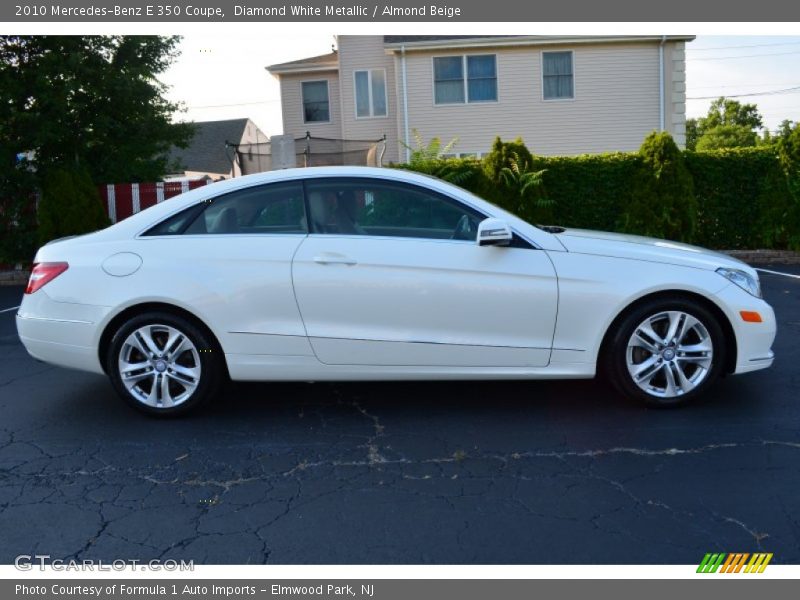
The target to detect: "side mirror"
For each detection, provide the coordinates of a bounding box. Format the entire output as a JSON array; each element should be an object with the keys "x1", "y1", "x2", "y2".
[{"x1": 476, "y1": 218, "x2": 513, "y2": 247}]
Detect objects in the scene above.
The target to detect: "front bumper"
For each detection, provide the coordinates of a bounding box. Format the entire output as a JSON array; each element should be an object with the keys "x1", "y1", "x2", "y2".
[
  {"x1": 714, "y1": 283, "x2": 777, "y2": 375},
  {"x1": 15, "y1": 290, "x2": 109, "y2": 374}
]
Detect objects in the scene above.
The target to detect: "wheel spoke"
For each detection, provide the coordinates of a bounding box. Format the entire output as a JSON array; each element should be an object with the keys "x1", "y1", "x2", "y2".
[
  {"x1": 631, "y1": 355, "x2": 660, "y2": 382},
  {"x1": 678, "y1": 339, "x2": 713, "y2": 354},
  {"x1": 676, "y1": 314, "x2": 700, "y2": 344},
  {"x1": 136, "y1": 327, "x2": 161, "y2": 357},
  {"x1": 143, "y1": 376, "x2": 159, "y2": 407},
  {"x1": 164, "y1": 331, "x2": 186, "y2": 358},
  {"x1": 169, "y1": 363, "x2": 200, "y2": 385},
  {"x1": 159, "y1": 373, "x2": 174, "y2": 407},
  {"x1": 677, "y1": 355, "x2": 712, "y2": 369},
  {"x1": 121, "y1": 365, "x2": 152, "y2": 384},
  {"x1": 630, "y1": 331, "x2": 659, "y2": 353},
  {"x1": 637, "y1": 323, "x2": 665, "y2": 348},
  {"x1": 662, "y1": 363, "x2": 678, "y2": 396},
  {"x1": 664, "y1": 311, "x2": 684, "y2": 344},
  {"x1": 673, "y1": 363, "x2": 695, "y2": 393},
  {"x1": 120, "y1": 360, "x2": 149, "y2": 374}
]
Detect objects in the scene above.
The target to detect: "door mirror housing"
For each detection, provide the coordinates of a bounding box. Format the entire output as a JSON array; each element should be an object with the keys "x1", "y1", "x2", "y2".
[{"x1": 476, "y1": 218, "x2": 513, "y2": 247}]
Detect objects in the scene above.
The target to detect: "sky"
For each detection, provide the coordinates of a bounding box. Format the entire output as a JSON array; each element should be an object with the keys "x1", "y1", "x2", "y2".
[{"x1": 160, "y1": 35, "x2": 800, "y2": 137}]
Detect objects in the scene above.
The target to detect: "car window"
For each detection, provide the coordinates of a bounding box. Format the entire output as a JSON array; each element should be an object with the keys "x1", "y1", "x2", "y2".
[
  {"x1": 305, "y1": 178, "x2": 483, "y2": 241},
  {"x1": 143, "y1": 204, "x2": 205, "y2": 236},
  {"x1": 182, "y1": 182, "x2": 307, "y2": 235}
]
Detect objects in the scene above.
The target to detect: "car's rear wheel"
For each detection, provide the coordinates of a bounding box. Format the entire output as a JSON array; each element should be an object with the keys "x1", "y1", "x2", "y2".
[
  {"x1": 107, "y1": 312, "x2": 223, "y2": 416},
  {"x1": 603, "y1": 298, "x2": 726, "y2": 407}
]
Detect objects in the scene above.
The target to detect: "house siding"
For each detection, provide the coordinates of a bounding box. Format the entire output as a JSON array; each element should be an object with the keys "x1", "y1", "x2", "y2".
[
  {"x1": 279, "y1": 71, "x2": 343, "y2": 140},
  {"x1": 272, "y1": 37, "x2": 691, "y2": 163},
  {"x1": 337, "y1": 36, "x2": 401, "y2": 163},
  {"x1": 398, "y1": 41, "x2": 672, "y2": 156}
]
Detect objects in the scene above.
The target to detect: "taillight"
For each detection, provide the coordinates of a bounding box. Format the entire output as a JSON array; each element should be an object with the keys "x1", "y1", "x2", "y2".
[{"x1": 25, "y1": 262, "x2": 69, "y2": 294}]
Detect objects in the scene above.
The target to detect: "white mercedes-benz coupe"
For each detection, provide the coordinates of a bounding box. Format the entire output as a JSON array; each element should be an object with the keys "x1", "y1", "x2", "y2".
[{"x1": 17, "y1": 167, "x2": 776, "y2": 416}]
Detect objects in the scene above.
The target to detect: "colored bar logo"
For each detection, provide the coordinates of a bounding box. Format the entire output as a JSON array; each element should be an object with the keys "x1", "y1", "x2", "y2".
[{"x1": 697, "y1": 552, "x2": 773, "y2": 573}]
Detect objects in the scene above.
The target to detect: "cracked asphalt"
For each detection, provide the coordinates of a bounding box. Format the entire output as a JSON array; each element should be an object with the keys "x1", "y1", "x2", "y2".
[{"x1": 0, "y1": 265, "x2": 798, "y2": 565}]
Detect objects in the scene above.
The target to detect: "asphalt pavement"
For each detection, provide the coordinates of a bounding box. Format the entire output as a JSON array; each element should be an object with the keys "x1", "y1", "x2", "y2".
[{"x1": 0, "y1": 266, "x2": 798, "y2": 564}]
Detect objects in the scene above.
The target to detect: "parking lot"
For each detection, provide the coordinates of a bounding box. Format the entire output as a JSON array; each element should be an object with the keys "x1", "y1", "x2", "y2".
[{"x1": 0, "y1": 266, "x2": 798, "y2": 565}]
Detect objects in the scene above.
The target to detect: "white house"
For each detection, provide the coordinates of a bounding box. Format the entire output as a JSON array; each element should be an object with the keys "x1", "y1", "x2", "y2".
[{"x1": 267, "y1": 35, "x2": 693, "y2": 163}]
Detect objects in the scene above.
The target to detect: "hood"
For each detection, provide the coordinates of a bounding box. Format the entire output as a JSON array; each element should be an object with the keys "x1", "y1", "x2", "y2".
[{"x1": 554, "y1": 227, "x2": 755, "y2": 274}]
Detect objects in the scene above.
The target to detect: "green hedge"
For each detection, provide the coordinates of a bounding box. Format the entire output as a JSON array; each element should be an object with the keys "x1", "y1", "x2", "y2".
[
  {"x1": 394, "y1": 137, "x2": 799, "y2": 250},
  {"x1": 685, "y1": 148, "x2": 798, "y2": 249}
]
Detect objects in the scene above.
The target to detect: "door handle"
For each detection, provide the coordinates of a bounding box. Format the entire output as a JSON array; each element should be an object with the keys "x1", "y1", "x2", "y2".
[{"x1": 313, "y1": 254, "x2": 357, "y2": 266}]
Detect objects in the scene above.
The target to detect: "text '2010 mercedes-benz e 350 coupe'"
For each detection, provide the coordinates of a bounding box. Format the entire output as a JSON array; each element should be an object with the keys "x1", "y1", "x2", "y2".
[{"x1": 17, "y1": 167, "x2": 776, "y2": 416}]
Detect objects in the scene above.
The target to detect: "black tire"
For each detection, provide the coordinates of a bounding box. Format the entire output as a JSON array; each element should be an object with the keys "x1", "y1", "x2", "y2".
[
  {"x1": 106, "y1": 311, "x2": 223, "y2": 417},
  {"x1": 602, "y1": 297, "x2": 726, "y2": 407}
]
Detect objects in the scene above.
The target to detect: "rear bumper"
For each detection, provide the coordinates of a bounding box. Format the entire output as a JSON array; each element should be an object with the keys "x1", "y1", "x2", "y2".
[
  {"x1": 15, "y1": 290, "x2": 108, "y2": 374},
  {"x1": 714, "y1": 284, "x2": 777, "y2": 375}
]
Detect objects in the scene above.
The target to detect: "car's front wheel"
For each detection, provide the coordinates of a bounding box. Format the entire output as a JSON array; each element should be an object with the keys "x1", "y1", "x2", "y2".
[
  {"x1": 603, "y1": 298, "x2": 726, "y2": 407},
  {"x1": 107, "y1": 312, "x2": 223, "y2": 416}
]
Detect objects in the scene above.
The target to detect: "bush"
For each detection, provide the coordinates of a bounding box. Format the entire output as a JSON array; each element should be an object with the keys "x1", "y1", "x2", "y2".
[
  {"x1": 531, "y1": 152, "x2": 641, "y2": 231},
  {"x1": 686, "y1": 148, "x2": 798, "y2": 249},
  {"x1": 619, "y1": 131, "x2": 697, "y2": 241},
  {"x1": 0, "y1": 162, "x2": 39, "y2": 264},
  {"x1": 38, "y1": 168, "x2": 110, "y2": 246}
]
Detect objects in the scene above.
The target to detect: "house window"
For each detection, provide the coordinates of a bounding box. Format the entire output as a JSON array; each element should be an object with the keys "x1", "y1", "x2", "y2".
[
  {"x1": 434, "y1": 55, "x2": 497, "y2": 104},
  {"x1": 542, "y1": 51, "x2": 574, "y2": 100},
  {"x1": 354, "y1": 69, "x2": 387, "y2": 118},
  {"x1": 441, "y1": 152, "x2": 483, "y2": 159},
  {"x1": 302, "y1": 81, "x2": 330, "y2": 123}
]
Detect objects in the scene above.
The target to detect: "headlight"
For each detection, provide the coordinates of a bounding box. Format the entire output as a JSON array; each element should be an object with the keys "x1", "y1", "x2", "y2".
[{"x1": 716, "y1": 267, "x2": 762, "y2": 298}]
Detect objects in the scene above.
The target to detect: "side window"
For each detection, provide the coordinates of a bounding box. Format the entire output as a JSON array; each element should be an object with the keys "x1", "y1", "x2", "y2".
[
  {"x1": 183, "y1": 183, "x2": 307, "y2": 235},
  {"x1": 143, "y1": 204, "x2": 204, "y2": 236},
  {"x1": 302, "y1": 81, "x2": 330, "y2": 123},
  {"x1": 542, "y1": 51, "x2": 574, "y2": 100},
  {"x1": 305, "y1": 179, "x2": 483, "y2": 241}
]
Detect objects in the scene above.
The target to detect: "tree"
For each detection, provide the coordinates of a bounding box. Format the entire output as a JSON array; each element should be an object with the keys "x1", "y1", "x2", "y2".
[
  {"x1": 692, "y1": 97, "x2": 764, "y2": 151},
  {"x1": 0, "y1": 36, "x2": 193, "y2": 183},
  {"x1": 685, "y1": 118, "x2": 699, "y2": 151},
  {"x1": 38, "y1": 168, "x2": 110, "y2": 245},
  {"x1": 0, "y1": 35, "x2": 193, "y2": 261},
  {"x1": 619, "y1": 132, "x2": 696, "y2": 241},
  {"x1": 761, "y1": 120, "x2": 796, "y2": 146},
  {"x1": 702, "y1": 97, "x2": 763, "y2": 130},
  {"x1": 696, "y1": 124, "x2": 758, "y2": 151}
]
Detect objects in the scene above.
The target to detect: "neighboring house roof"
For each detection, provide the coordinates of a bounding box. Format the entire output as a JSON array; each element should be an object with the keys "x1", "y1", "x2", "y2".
[
  {"x1": 267, "y1": 51, "x2": 339, "y2": 75},
  {"x1": 269, "y1": 36, "x2": 696, "y2": 77},
  {"x1": 383, "y1": 35, "x2": 510, "y2": 44},
  {"x1": 383, "y1": 35, "x2": 696, "y2": 51},
  {"x1": 168, "y1": 118, "x2": 250, "y2": 176}
]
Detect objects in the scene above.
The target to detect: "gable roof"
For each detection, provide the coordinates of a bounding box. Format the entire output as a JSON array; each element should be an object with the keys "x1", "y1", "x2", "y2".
[
  {"x1": 168, "y1": 118, "x2": 250, "y2": 176},
  {"x1": 267, "y1": 52, "x2": 339, "y2": 75}
]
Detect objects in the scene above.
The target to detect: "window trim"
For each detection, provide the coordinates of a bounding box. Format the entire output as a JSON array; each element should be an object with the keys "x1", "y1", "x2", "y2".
[
  {"x1": 353, "y1": 68, "x2": 389, "y2": 120},
  {"x1": 541, "y1": 50, "x2": 576, "y2": 102},
  {"x1": 432, "y1": 54, "x2": 499, "y2": 106},
  {"x1": 301, "y1": 79, "x2": 332, "y2": 124}
]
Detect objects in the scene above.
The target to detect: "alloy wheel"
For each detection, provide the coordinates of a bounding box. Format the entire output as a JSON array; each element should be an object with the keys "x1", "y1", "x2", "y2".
[
  {"x1": 625, "y1": 310, "x2": 714, "y2": 398},
  {"x1": 117, "y1": 324, "x2": 202, "y2": 408}
]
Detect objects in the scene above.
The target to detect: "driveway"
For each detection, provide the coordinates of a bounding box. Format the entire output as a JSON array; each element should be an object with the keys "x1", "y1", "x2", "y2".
[{"x1": 0, "y1": 266, "x2": 798, "y2": 564}]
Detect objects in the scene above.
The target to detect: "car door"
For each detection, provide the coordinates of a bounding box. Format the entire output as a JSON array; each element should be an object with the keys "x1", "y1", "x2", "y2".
[
  {"x1": 138, "y1": 181, "x2": 311, "y2": 357},
  {"x1": 291, "y1": 177, "x2": 558, "y2": 367}
]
